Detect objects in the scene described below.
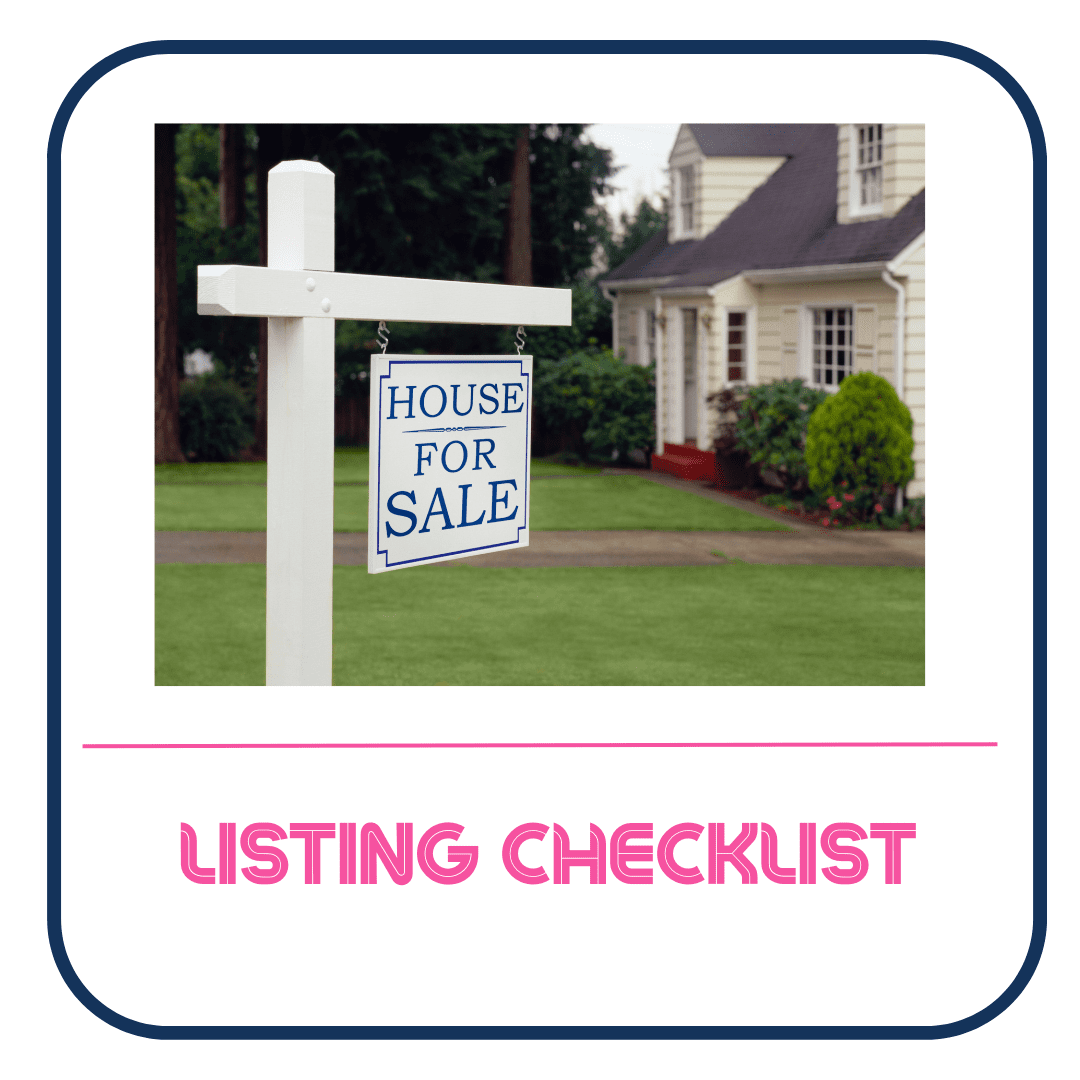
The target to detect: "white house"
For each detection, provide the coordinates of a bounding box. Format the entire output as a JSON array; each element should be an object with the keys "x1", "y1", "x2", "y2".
[{"x1": 601, "y1": 124, "x2": 925, "y2": 498}]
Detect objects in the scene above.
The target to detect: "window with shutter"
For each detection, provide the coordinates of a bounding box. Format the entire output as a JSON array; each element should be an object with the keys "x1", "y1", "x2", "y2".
[{"x1": 811, "y1": 307, "x2": 854, "y2": 387}]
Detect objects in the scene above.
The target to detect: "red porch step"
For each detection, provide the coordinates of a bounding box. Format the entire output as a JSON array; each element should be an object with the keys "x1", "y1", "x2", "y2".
[{"x1": 651, "y1": 443, "x2": 717, "y2": 482}]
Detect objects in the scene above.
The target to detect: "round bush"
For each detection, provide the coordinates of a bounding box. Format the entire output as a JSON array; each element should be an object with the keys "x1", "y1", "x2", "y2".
[
  {"x1": 178, "y1": 374, "x2": 254, "y2": 461},
  {"x1": 805, "y1": 372, "x2": 914, "y2": 496}
]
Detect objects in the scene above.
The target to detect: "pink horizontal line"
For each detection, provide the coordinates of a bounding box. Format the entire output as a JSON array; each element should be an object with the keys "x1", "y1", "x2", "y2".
[{"x1": 82, "y1": 742, "x2": 997, "y2": 750}]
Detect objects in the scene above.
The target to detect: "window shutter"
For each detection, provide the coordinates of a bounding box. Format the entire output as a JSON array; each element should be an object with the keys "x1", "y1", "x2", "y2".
[
  {"x1": 854, "y1": 305, "x2": 877, "y2": 373},
  {"x1": 781, "y1": 307, "x2": 798, "y2": 347},
  {"x1": 781, "y1": 307, "x2": 799, "y2": 379}
]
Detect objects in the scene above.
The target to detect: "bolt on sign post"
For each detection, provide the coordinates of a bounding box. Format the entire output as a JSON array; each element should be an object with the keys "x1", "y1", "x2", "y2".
[{"x1": 197, "y1": 160, "x2": 570, "y2": 686}]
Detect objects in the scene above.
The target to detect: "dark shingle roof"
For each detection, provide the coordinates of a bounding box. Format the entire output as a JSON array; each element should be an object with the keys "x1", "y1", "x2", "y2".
[
  {"x1": 687, "y1": 123, "x2": 822, "y2": 158},
  {"x1": 603, "y1": 124, "x2": 924, "y2": 288}
]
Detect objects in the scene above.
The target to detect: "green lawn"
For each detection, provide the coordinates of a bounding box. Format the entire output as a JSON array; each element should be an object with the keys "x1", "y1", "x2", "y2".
[
  {"x1": 155, "y1": 450, "x2": 598, "y2": 487},
  {"x1": 156, "y1": 562, "x2": 923, "y2": 685},
  {"x1": 527, "y1": 476, "x2": 782, "y2": 531},
  {"x1": 157, "y1": 467, "x2": 785, "y2": 533},
  {"x1": 155, "y1": 460, "x2": 271, "y2": 484}
]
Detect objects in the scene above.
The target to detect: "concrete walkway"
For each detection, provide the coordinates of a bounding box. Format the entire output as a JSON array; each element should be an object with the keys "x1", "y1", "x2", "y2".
[
  {"x1": 155, "y1": 469, "x2": 923, "y2": 568},
  {"x1": 156, "y1": 528, "x2": 923, "y2": 568}
]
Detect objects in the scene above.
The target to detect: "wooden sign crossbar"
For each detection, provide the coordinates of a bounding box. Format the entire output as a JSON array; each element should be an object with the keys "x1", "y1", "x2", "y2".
[{"x1": 197, "y1": 160, "x2": 571, "y2": 686}]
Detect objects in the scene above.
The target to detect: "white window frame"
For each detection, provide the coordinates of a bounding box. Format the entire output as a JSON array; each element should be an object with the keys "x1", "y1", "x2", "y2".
[
  {"x1": 723, "y1": 307, "x2": 755, "y2": 386},
  {"x1": 848, "y1": 124, "x2": 884, "y2": 218},
  {"x1": 675, "y1": 164, "x2": 696, "y2": 239},
  {"x1": 800, "y1": 305, "x2": 856, "y2": 392}
]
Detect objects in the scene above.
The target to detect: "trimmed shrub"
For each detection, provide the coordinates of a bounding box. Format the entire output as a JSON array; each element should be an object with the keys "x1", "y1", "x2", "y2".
[
  {"x1": 805, "y1": 372, "x2": 914, "y2": 511},
  {"x1": 533, "y1": 346, "x2": 654, "y2": 463},
  {"x1": 727, "y1": 379, "x2": 828, "y2": 494},
  {"x1": 178, "y1": 373, "x2": 254, "y2": 461}
]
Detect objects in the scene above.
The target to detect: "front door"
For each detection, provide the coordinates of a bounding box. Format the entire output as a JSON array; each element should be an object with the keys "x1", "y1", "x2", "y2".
[{"x1": 682, "y1": 308, "x2": 698, "y2": 445}]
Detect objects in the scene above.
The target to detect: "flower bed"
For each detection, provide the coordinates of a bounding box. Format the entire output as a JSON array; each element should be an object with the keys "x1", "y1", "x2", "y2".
[{"x1": 717, "y1": 483, "x2": 924, "y2": 531}]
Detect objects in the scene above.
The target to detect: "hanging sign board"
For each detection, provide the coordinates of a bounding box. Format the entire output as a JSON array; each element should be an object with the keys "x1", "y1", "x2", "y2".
[{"x1": 368, "y1": 354, "x2": 532, "y2": 573}]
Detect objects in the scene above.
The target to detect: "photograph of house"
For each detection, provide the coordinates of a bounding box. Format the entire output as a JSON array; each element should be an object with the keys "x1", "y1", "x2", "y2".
[
  {"x1": 154, "y1": 123, "x2": 925, "y2": 687},
  {"x1": 601, "y1": 124, "x2": 925, "y2": 500}
]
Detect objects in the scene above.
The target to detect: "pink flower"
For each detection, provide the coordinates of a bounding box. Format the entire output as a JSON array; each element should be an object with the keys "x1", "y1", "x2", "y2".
[
  {"x1": 843, "y1": 493, "x2": 855, "y2": 502},
  {"x1": 874, "y1": 503, "x2": 884, "y2": 513},
  {"x1": 822, "y1": 518, "x2": 830, "y2": 526}
]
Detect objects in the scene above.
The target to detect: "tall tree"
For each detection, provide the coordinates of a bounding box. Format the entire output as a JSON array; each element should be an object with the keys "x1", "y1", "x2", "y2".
[
  {"x1": 219, "y1": 123, "x2": 245, "y2": 229},
  {"x1": 528, "y1": 125, "x2": 614, "y2": 288},
  {"x1": 504, "y1": 125, "x2": 532, "y2": 286},
  {"x1": 169, "y1": 124, "x2": 619, "y2": 448},
  {"x1": 174, "y1": 126, "x2": 260, "y2": 386},
  {"x1": 155, "y1": 123, "x2": 183, "y2": 463}
]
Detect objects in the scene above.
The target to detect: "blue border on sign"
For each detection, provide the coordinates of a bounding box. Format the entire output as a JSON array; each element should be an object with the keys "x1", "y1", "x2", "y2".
[
  {"x1": 373, "y1": 358, "x2": 531, "y2": 570},
  {"x1": 49, "y1": 39, "x2": 1047, "y2": 1041}
]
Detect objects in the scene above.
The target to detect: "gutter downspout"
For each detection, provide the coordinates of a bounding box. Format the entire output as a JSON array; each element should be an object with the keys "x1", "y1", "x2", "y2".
[
  {"x1": 654, "y1": 293, "x2": 665, "y2": 457},
  {"x1": 882, "y1": 270, "x2": 907, "y2": 514}
]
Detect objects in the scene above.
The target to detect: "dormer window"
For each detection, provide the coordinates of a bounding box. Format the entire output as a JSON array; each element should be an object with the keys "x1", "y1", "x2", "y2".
[
  {"x1": 678, "y1": 165, "x2": 695, "y2": 236},
  {"x1": 853, "y1": 124, "x2": 883, "y2": 213}
]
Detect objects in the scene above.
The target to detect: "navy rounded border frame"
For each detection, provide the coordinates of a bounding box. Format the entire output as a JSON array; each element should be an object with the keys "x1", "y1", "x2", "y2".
[{"x1": 47, "y1": 39, "x2": 1047, "y2": 1041}]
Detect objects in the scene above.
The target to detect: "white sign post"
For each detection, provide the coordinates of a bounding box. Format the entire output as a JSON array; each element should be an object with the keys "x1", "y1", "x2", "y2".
[{"x1": 198, "y1": 160, "x2": 570, "y2": 686}]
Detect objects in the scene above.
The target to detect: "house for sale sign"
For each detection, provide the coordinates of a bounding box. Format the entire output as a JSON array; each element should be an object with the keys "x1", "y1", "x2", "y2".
[{"x1": 368, "y1": 355, "x2": 533, "y2": 573}]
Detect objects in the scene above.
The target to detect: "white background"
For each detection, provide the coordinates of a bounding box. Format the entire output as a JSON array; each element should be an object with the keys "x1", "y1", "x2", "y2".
[
  {"x1": 59, "y1": 44, "x2": 1031, "y2": 1027},
  {"x1": 3, "y1": 3, "x2": 1074, "y2": 1077}
]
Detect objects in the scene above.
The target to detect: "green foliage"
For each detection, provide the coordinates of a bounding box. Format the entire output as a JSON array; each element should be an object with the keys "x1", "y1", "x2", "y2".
[
  {"x1": 602, "y1": 196, "x2": 668, "y2": 273},
  {"x1": 333, "y1": 320, "x2": 374, "y2": 399},
  {"x1": 173, "y1": 123, "x2": 619, "y2": 391},
  {"x1": 805, "y1": 372, "x2": 914, "y2": 509},
  {"x1": 731, "y1": 379, "x2": 828, "y2": 493},
  {"x1": 175, "y1": 124, "x2": 261, "y2": 389},
  {"x1": 324, "y1": 123, "x2": 513, "y2": 287},
  {"x1": 533, "y1": 346, "x2": 654, "y2": 462},
  {"x1": 175, "y1": 123, "x2": 220, "y2": 183},
  {"x1": 810, "y1": 485, "x2": 889, "y2": 527},
  {"x1": 756, "y1": 488, "x2": 924, "y2": 531},
  {"x1": 525, "y1": 279, "x2": 609, "y2": 362},
  {"x1": 178, "y1": 372, "x2": 255, "y2": 461},
  {"x1": 256, "y1": 123, "x2": 616, "y2": 356},
  {"x1": 528, "y1": 125, "x2": 616, "y2": 288},
  {"x1": 879, "y1": 496, "x2": 925, "y2": 531}
]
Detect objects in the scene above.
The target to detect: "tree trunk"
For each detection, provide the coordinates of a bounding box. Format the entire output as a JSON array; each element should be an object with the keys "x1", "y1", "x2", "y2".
[
  {"x1": 219, "y1": 123, "x2": 245, "y2": 229},
  {"x1": 504, "y1": 125, "x2": 533, "y2": 286},
  {"x1": 253, "y1": 124, "x2": 284, "y2": 459},
  {"x1": 154, "y1": 123, "x2": 183, "y2": 464}
]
